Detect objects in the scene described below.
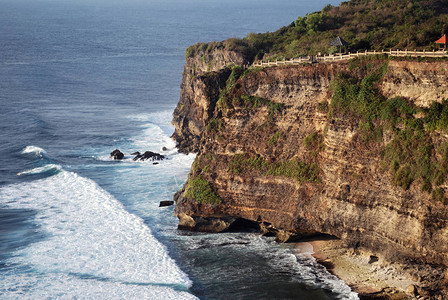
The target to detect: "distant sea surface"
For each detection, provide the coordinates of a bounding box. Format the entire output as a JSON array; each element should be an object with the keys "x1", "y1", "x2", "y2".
[{"x1": 0, "y1": 0, "x2": 358, "y2": 298}]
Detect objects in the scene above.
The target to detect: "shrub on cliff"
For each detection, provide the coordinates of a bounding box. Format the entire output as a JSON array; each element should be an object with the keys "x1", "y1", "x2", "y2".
[
  {"x1": 185, "y1": 177, "x2": 222, "y2": 205},
  {"x1": 212, "y1": 0, "x2": 448, "y2": 61},
  {"x1": 328, "y1": 59, "x2": 448, "y2": 196}
]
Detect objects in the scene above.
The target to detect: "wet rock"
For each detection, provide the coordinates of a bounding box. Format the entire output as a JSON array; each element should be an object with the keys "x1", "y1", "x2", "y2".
[
  {"x1": 132, "y1": 151, "x2": 165, "y2": 161},
  {"x1": 177, "y1": 214, "x2": 235, "y2": 232},
  {"x1": 275, "y1": 230, "x2": 292, "y2": 243},
  {"x1": 159, "y1": 200, "x2": 174, "y2": 207},
  {"x1": 110, "y1": 149, "x2": 124, "y2": 160}
]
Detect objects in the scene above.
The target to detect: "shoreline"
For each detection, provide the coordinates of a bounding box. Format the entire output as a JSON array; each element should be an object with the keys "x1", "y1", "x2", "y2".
[{"x1": 293, "y1": 237, "x2": 417, "y2": 299}]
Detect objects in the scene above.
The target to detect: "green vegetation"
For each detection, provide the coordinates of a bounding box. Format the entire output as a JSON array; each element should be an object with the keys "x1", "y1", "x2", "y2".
[
  {"x1": 217, "y1": 65, "x2": 244, "y2": 112},
  {"x1": 304, "y1": 132, "x2": 324, "y2": 149},
  {"x1": 432, "y1": 187, "x2": 446, "y2": 204},
  {"x1": 327, "y1": 58, "x2": 448, "y2": 198},
  {"x1": 191, "y1": 157, "x2": 200, "y2": 174},
  {"x1": 228, "y1": 153, "x2": 319, "y2": 184},
  {"x1": 216, "y1": 65, "x2": 284, "y2": 117},
  {"x1": 207, "y1": 59, "x2": 214, "y2": 72},
  {"x1": 268, "y1": 131, "x2": 284, "y2": 145},
  {"x1": 188, "y1": 0, "x2": 447, "y2": 62},
  {"x1": 205, "y1": 118, "x2": 224, "y2": 133},
  {"x1": 317, "y1": 101, "x2": 329, "y2": 113},
  {"x1": 424, "y1": 100, "x2": 448, "y2": 132},
  {"x1": 231, "y1": 95, "x2": 285, "y2": 116},
  {"x1": 185, "y1": 177, "x2": 222, "y2": 204},
  {"x1": 329, "y1": 60, "x2": 388, "y2": 122}
]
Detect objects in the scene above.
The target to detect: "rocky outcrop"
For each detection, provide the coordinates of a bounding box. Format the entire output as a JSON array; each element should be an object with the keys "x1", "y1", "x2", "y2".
[
  {"x1": 132, "y1": 151, "x2": 165, "y2": 161},
  {"x1": 172, "y1": 50, "x2": 448, "y2": 296},
  {"x1": 381, "y1": 60, "x2": 448, "y2": 107},
  {"x1": 110, "y1": 149, "x2": 124, "y2": 160},
  {"x1": 172, "y1": 42, "x2": 247, "y2": 153}
]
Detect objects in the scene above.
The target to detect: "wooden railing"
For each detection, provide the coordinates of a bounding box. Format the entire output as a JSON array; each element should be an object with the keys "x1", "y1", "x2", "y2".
[{"x1": 252, "y1": 49, "x2": 447, "y2": 67}]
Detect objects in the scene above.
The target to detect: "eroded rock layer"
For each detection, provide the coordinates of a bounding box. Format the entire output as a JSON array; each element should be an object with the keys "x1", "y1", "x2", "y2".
[{"x1": 172, "y1": 51, "x2": 448, "y2": 295}]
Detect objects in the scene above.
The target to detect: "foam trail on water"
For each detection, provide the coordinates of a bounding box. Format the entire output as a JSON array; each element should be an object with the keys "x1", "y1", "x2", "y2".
[
  {"x1": 21, "y1": 145, "x2": 47, "y2": 157},
  {"x1": 0, "y1": 170, "x2": 196, "y2": 299},
  {"x1": 17, "y1": 164, "x2": 62, "y2": 176}
]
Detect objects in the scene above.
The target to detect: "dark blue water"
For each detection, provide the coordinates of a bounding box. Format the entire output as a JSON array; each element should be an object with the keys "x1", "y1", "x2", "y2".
[{"x1": 0, "y1": 0, "x2": 357, "y2": 298}]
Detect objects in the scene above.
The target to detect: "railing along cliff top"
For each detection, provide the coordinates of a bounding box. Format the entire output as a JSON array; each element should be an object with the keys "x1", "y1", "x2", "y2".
[{"x1": 252, "y1": 49, "x2": 448, "y2": 67}]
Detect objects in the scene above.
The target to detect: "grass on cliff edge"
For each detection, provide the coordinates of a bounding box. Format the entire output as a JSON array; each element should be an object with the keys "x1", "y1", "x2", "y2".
[
  {"x1": 185, "y1": 176, "x2": 222, "y2": 205},
  {"x1": 185, "y1": 0, "x2": 448, "y2": 62},
  {"x1": 228, "y1": 153, "x2": 319, "y2": 184},
  {"x1": 329, "y1": 58, "x2": 448, "y2": 203}
]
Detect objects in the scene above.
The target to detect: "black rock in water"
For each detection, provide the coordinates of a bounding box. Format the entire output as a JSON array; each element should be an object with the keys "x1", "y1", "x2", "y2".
[
  {"x1": 133, "y1": 151, "x2": 165, "y2": 161},
  {"x1": 110, "y1": 149, "x2": 124, "y2": 160},
  {"x1": 159, "y1": 200, "x2": 174, "y2": 207}
]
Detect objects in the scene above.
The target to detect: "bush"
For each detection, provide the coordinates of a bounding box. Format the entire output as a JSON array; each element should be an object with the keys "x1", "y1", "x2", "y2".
[
  {"x1": 185, "y1": 177, "x2": 222, "y2": 204},
  {"x1": 268, "y1": 131, "x2": 284, "y2": 145},
  {"x1": 317, "y1": 101, "x2": 329, "y2": 113},
  {"x1": 393, "y1": 165, "x2": 414, "y2": 190},
  {"x1": 206, "y1": 118, "x2": 224, "y2": 133},
  {"x1": 432, "y1": 187, "x2": 446, "y2": 204},
  {"x1": 304, "y1": 132, "x2": 324, "y2": 150}
]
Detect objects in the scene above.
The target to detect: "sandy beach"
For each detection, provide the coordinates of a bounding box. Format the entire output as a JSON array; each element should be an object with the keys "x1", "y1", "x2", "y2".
[{"x1": 294, "y1": 237, "x2": 418, "y2": 299}]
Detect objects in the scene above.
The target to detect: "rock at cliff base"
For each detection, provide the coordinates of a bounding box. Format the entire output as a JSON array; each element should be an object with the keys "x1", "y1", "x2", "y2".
[
  {"x1": 110, "y1": 149, "x2": 124, "y2": 160},
  {"x1": 132, "y1": 151, "x2": 165, "y2": 161},
  {"x1": 159, "y1": 200, "x2": 174, "y2": 207}
]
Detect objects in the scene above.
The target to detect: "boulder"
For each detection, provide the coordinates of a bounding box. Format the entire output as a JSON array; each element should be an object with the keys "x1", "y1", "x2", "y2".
[
  {"x1": 159, "y1": 200, "x2": 174, "y2": 207},
  {"x1": 110, "y1": 149, "x2": 124, "y2": 160},
  {"x1": 132, "y1": 151, "x2": 165, "y2": 161}
]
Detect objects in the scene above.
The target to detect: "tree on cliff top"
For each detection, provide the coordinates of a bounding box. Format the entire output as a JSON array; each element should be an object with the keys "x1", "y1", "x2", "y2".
[{"x1": 194, "y1": 0, "x2": 448, "y2": 62}]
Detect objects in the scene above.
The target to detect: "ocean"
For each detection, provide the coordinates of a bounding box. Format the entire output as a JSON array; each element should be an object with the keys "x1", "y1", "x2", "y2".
[{"x1": 0, "y1": 0, "x2": 358, "y2": 298}]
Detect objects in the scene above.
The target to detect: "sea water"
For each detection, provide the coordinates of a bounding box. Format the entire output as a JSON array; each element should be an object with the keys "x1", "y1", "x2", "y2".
[{"x1": 0, "y1": 0, "x2": 358, "y2": 298}]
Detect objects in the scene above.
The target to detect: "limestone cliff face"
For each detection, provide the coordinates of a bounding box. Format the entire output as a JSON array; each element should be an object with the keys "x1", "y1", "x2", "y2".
[
  {"x1": 381, "y1": 60, "x2": 448, "y2": 107},
  {"x1": 172, "y1": 51, "x2": 448, "y2": 294},
  {"x1": 172, "y1": 45, "x2": 246, "y2": 153}
]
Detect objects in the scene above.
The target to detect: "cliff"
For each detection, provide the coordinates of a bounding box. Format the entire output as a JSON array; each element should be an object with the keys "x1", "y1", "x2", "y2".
[{"x1": 172, "y1": 48, "x2": 448, "y2": 297}]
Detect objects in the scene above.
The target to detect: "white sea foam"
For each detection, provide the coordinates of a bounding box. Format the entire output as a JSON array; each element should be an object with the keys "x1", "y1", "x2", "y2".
[
  {"x1": 131, "y1": 123, "x2": 177, "y2": 155},
  {"x1": 17, "y1": 164, "x2": 62, "y2": 176},
  {"x1": 96, "y1": 111, "x2": 183, "y2": 162},
  {"x1": 0, "y1": 170, "x2": 196, "y2": 299},
  {"x1": 21, "y1": 145, "x2": 47, "y2": 157},
  {"x1": 180, "y1": 233, "x2": 358, "y2": 300}
]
